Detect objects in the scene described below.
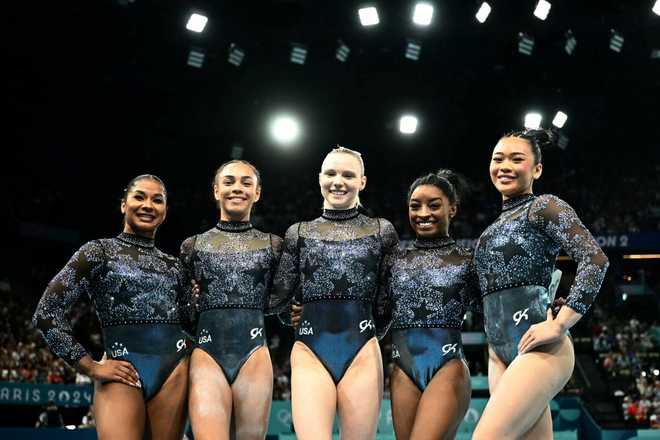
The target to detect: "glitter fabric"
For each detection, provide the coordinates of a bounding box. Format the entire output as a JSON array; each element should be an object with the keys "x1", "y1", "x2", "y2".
[
  {"x1": 474, "y1": 194, "x2": 609, "y2": 314},
  {"x1": 33, "y1": 233, "x2": 189, "y2": 367},
  {"x1": 384, "y1": 236, "x2": 481, "y2": 330},
  {"x1": 180, "y1": 221, "x2": 282, "y2": 313},
  {"x1": 271, "y1": 207, "x2": 399, "y2": 327}
]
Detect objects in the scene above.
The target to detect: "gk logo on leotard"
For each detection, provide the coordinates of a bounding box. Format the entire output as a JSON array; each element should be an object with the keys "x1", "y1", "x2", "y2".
[
  {"x1": 198, "y1": 329, "x2": 212, "y2": 344},
  {"x1": 110, "y1": 342, "x2": 128, "y2": 358},
  {"x1": 298, "y1": 321, "x2": 314, "y2": 336},
  {"x1": 392, "y1": 345, "x2": 400, "y2": 359},
  {"x1": 176, "y1": 339, "x2": 186, "y2": 352},
  {"x1": 442, "y1": 343, "x2": 458, "y2": 355},
  {"x1": 513, "y1": 308, "x2": 530, "y2": 326},
  {"x1": 359, "y1": 319, "x2": 374, "y2": 333},
  {"x1": 250, "y1": 327, "x2": 263, "y2": 339}
]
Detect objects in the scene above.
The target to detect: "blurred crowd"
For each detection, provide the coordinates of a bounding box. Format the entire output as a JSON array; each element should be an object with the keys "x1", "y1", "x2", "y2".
[{"x1": 591, "y1": 307, "x2": 660, "y2": 428}]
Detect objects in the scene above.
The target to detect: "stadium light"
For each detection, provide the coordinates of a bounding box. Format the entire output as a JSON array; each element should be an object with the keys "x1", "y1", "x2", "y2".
[
  {"x1": 187, "y1": 48, "x2": 205, "y2": 68},
  {"x1": 412, "y1": 3, "x2": 434, "y2": 26},
  {"x1": 653, "y1": 1, "x2": 660, "y2": 16},
  {"x1": 533, "y1": 1, "x2": 551, "y2": 21},
  {"x1": 476, "y1": 2, "x2": 491, "y2": 23},
  {"x1": 399, "y1": 115, "x2": 418, "y2": 134},
  {"x1": 228, "y1": 44, "x2": 245, "y2": 67},
  {"x1": 336, "y1": 40, "x2": 351, "y2": 62},
  {"x1": 186, "y1": 13, "x2": 208, "y2": 33},
  {"x1": 609, "y1": 30, "x2": 624, "y2": 53},
  {"x1": 358, "y1": 6, "x2": 380, "y2": 26},
  {"x1": 552, "y1": 111, "x2": 568, "y2": 128},
  {"x1": 270, "y1": 115, "x2": 301, "y2": 145},
  {"x1": 405, "y1": 40, "x2": 422, "y2": 61},
  {"x1": 524, "y1": 112, "x2": 542, "y2": 129},
  {"x1": 290, "y1": 44, "x2": 307, "y2": 65},
  {"x1": 565, "y1": 30, "x2": 577, "y2": 55},
  {"x1": 518, "y1": 33, "x2": 534, "y2": 55}
]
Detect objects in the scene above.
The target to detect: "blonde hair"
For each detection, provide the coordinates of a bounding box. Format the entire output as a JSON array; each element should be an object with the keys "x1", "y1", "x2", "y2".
[{"x1": 323, "y1": 145, "x2": 365, "y2": 208}]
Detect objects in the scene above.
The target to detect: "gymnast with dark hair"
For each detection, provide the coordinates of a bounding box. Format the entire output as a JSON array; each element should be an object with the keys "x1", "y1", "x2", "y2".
[
  {"x1": 472, "y1": 129, "x2": 609, "y2": 439},
  {"x1": 33, "y1": 174, "x2": 191, "y2": 440},
  {"x1": 382, "y1": 169, "x2": 481, "y2": 440},
  {"x1": 180, "y1": 160, "x2": 282, "y2": 440},
  {"x1": 272, "y1": 146, "x2": 399, "y2": 439}
]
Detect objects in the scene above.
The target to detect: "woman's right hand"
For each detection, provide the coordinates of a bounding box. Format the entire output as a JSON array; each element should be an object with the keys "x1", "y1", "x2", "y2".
[
  {"x1": 291, "y1": 302, "x2": 303, "y2": 329},
  {"x1": 88, "y1": 355, "x2": 141, "y2": 388}
]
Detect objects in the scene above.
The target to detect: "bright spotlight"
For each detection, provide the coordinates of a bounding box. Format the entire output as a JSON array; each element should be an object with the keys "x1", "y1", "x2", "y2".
[
  {"x1": 413, "y1": 3, "x2": 434, "y2": 26},
  {"x1": 524, "y1": 113, "x2": 542, "y2": 129},
  {"x1": 358, "y1": 7, "x2": 380, "y2": 26},
  {"x1": 186, "y1": 13, "x2": 208, "y2": 33},
  {"x1": 399, "y1": 115, "x2": 418, "y2": 135},
  {"x1": 533, "y1": 0, "x2": 551, "y2": 21},
  {"x1": 270, "y1": 115, "x2": 300, "y2": 145},
  {"x1": 552, "y1": 111, "x2": 568, "y2": 128},
  {"x1": 653, "y1": 1, "x2": 660, "y2": 16},
  {"x1": 476, "y1": 2, "x2": 491, "y2": 23}
]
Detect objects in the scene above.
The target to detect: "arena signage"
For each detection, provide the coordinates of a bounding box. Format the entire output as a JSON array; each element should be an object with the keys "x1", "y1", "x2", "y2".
[{"x1": 0, "y1": 382, "x2": 93, "y2": 407}]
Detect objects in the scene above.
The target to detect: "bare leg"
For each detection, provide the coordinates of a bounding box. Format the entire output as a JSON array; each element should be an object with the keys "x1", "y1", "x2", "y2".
[
  {"x1": 486, "y1": 346, "x2": 553, "y2": 439},
  {"x1": 390, "y1": 366, "x2": 421, "y2": 440},
  {"x1": 94, "y1": 381, "x2": 145, "y2": 440},
  {"x1": 336, "y1": 337, "x2": 383, "y2": 440},
  {"x1": 189, "y1": 349, "x2": 233, "y2": 440},
  {"x1": 145, "y1": 357, "x2": 189, "y2": 440},
  {"x1": 473, "y1": 336, "x2": 574, "y2": 440},
  {"x1": 232, "y1": 346, "x2": 273, "y2": 440},
  {"x1": 290, "y1": 341, "x2": 337, "y2": 440},
  {"x1": 409, "y1": 358, "x2": 471, "y2": 440}
]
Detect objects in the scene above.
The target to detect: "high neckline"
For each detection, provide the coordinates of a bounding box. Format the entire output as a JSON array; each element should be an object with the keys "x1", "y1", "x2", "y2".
[
  {"x1": 413, "y1": 236, "x2": 455, "y2": 249},
  {"x1": 502, "y1": 193, "x2": 536, "y2": 212},
  {"x1": 216, "y1": 221, "x2": 253, "y2": 233},
  {"x1": 322, "y1": 207, "x2": 360, "y2": 221},
  {"x1": 117, "y1": 232, "x2": 155, "y2": 248}
]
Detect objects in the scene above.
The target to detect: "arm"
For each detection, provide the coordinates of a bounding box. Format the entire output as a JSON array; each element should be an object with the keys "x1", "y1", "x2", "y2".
[
  {"x1": 32, "y1": 241, "x2": 100, "y2": 367},
  {"x1": 461, "y1": 258, "x2": 483, "y2": 315},
  {"x1": 178, "y1": 236, "x2": 198, "y2": 336},
  {"x1": 529, "y1": 194, "x2": 609, "y2": 315},
  {"x1": 374, "y1": 219, "x2": 399, "y2": 339},
  {"x1": 519, "y1": 195, "x2": 609, "y2": 353},
  {"x1": 269, "y1": 224, "x2": 301, "y2": 325},
  {"x1": 32, "y1": 241, "x2": 140, "y2": 386}
]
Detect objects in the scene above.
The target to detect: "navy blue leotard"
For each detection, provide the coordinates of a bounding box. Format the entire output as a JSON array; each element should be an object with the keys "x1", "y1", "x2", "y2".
[
  {"x1": 474, "y1": 194, "x2": 609, "y2": 365},
  {"x1": 383, "y1": 236, "x2": 481, "y2": 391},
  {"x1": 271, "y1": 208, "x2": 399, "y2": 384},
  {"x1": 180, "y1": 221, "x2": 282, "y2": 384},
  {"x1": 33, "y1": 233, "x2": 192, "y2": 401}
]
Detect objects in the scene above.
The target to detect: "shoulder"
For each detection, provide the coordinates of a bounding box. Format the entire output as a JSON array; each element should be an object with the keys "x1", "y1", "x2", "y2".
[
  {"x1": 284, "y1": 222, "x2": 303, "y2": 238},
  {"x1": 529, "y1": 194, "x2": 577, "y2": 219}
]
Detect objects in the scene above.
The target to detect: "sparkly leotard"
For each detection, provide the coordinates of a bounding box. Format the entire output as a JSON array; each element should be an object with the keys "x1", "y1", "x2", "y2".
[
  {"x1": 180, "y1": 221, "x2": 282, "y2": 384},
  {"x1": 383, "y1": 236, "x2": 481, "y2": 391},
  {"x1": 474, "y1": 194, "x2": 609, "y2": 365},
  {"x1": 271, "y1": 208, "x2": 399, "y2": 384},
  {"x1": 33, "y1": 233, "x2": 191, "y2": 401}
]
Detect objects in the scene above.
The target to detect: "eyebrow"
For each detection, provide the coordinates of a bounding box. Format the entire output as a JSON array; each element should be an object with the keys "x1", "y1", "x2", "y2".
[
  {"x1": 493, "y1": 151, "x2": 527, "y2": 156},
  {"x1": 132, "y1": 190, "x2": 164, "y2": 198},
  {"x1": 410, "y1": 197, "x2": 443, "y2": 203},
  {"x1": 222, "y1": 175, "x2": 254, "y2": 180}
]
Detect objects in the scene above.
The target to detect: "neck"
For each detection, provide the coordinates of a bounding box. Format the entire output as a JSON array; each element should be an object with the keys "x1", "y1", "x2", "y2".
[
  {"x1": 220, "y1": 212, "x2": 250, "y2": 222},
  {"x1": 122, "y1": 225, "x2": 155, "y2": 239}
]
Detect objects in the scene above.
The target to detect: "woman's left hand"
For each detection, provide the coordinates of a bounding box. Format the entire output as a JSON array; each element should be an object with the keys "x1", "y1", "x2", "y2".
[{"x1": 518, "y1": 309, "x2": 565, "y2": 354}]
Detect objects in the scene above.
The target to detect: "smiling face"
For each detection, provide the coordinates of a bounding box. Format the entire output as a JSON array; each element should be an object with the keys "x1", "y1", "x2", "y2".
[
  {"x1": 121, "y1": 178, "x2": 167, "y2": 238},
  {"x1": 408, "y1": 184, "x2": 456, "y2": 238},
  {"x1": 319, "y1": 152, "x2": 366, "y2": 210},
  {"x1": 214, "y1": 162, "x2": 261, "y2": 222},
  {"x1": 490, "y1": 136, "x2": 543, "y2": 199}
]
